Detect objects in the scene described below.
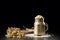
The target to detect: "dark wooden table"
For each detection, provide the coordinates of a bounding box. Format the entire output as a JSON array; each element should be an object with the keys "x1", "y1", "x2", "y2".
[{"x1": 0, "y1": 34, "x2": 60, "y2": 40}]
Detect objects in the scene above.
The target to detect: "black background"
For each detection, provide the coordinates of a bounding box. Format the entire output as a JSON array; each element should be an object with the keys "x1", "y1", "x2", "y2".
[{"x1": 0, "y1": 1, "x2": 60, "y2": 37}]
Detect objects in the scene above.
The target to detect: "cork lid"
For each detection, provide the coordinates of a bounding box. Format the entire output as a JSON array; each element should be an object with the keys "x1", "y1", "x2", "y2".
[{"x1": 35, "y1": 15, "x2": 44, "y2": 20}]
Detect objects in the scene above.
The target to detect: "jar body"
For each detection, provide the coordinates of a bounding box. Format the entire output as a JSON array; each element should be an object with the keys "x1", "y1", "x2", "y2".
[{"x1": 34, "y1": 22, "x2": 45, "y2": 36}]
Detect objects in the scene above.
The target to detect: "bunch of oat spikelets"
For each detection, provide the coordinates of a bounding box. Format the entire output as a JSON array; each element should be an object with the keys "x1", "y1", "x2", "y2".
[{"x1": 5, "y1": 27, "x2": 25, "y2": 38}]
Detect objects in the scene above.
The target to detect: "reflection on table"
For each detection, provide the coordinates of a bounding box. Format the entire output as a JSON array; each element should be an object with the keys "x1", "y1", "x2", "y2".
[{"x1": 0, "y1": 34, "x2": 60, "y2": 40}]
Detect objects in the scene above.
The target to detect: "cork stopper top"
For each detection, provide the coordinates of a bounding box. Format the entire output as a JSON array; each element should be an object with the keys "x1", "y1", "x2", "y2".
[{"x1": 35, "y1": 15, "x2": 44, "y2": 20}]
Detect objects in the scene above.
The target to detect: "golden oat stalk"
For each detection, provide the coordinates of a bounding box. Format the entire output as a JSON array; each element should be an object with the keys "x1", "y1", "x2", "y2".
[{"x1": 5, "y1": 27, "x2": 34, "y2": 38}]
